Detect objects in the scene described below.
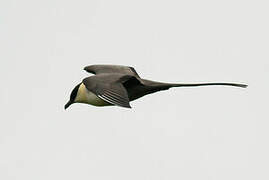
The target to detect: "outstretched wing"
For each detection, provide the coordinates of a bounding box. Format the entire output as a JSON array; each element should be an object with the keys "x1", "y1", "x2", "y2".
[
  {"x1": 84, "y1": 64, "x2": 140, "y2": 78},
  {"x1": 82, "y1": 75, "x2": 132, "y2": 108}
]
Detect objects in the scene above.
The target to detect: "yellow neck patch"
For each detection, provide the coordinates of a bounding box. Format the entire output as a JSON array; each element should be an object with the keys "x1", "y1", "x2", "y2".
[
  {"x1": 74, "y1": 83, "x2": 88, "y2": 103},
  {"x1": 74, "y1": 83, "x2": 110, "y2": 106}
]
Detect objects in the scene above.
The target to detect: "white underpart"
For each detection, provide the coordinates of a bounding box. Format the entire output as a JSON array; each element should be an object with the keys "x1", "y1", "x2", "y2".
[{"x1": 74, "y1": 83, "x2": 110, "y2": 106}]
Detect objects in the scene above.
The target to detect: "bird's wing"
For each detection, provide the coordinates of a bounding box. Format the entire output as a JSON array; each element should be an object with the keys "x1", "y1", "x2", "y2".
[
  {"x1": 82, "y1": 75, "x2": 132, "y2": 108},
  {"x1": 84, "y1": 65, "x2": 140, "y2": 78}
]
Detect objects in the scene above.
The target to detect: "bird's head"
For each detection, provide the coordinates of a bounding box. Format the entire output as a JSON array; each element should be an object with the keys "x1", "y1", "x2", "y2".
[{"x1": 64, "y1": 83, "x2": 81, "y2": 110}]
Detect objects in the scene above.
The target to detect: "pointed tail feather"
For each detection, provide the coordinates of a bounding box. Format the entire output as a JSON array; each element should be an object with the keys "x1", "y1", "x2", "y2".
[{"x1": 169, "y1": 82, "x2": 247, "y2": 88}]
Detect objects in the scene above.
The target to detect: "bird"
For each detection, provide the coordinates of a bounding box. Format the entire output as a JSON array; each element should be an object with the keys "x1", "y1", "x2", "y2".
[{"x1": 64, "y1": 64, "x2": 247, "y2": 109}]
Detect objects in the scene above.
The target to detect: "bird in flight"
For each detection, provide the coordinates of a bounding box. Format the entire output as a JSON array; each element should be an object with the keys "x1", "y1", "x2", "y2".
[{"x1": 65, "y1": 64, "x2": 247, "y2": 109}]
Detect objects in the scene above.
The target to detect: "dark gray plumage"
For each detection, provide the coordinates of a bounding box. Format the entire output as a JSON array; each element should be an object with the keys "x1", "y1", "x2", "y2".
[{"x1": 65, "y1": 64, "x2": 247, "y2": 109}]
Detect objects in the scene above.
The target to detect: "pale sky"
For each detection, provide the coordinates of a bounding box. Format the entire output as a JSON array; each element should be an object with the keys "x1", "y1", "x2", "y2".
[{"x1": 1, "y1": 0, "x2": 269, "y2": 179}]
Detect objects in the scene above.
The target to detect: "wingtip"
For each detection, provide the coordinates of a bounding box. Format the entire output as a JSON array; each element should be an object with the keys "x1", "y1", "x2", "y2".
[
  {"x1": 83, "y1": 65, "x2": 96, "y2": 74},
  {"x1": 83, "y1": 66, "x2": 87, "y2": 71},
  {"x1": 124, "y1": 104, "x2": 132, "y2": 109}
]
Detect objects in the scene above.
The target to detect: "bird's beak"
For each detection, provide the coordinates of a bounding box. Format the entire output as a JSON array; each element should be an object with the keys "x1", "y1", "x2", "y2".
[{"x1": 64, "y1": 100, "x2": 73, "y2": 110}]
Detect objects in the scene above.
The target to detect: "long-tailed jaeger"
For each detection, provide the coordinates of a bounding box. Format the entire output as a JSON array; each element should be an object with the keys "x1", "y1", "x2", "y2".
[{"x1": 65, "y1": 64, "x2": 247, "y2": 109}]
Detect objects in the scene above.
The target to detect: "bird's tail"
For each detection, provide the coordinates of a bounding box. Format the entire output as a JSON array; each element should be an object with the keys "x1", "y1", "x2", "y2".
[
  {"x1": 131, "y1": 80, "x2": 247, "y2": 101},
  {"x1": 168, "y1": 82, "x2": 247, "y2": 88}
]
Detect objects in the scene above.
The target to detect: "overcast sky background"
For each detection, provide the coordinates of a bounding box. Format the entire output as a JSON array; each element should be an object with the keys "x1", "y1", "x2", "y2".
[{"x1": 1, "y1": 0, "x2": 268, "y2": 179}]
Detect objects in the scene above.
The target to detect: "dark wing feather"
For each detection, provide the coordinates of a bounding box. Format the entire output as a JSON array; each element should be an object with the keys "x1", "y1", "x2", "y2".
[
  {"x1": 82, "y1": 75, "x2": 131, "y2": 108},
  {"x1": 84, "y1": 65, "x2": 140, "y2": 78},
  {"x1": 97, "y1": 88, "x2": 131, "y2": 108}
]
